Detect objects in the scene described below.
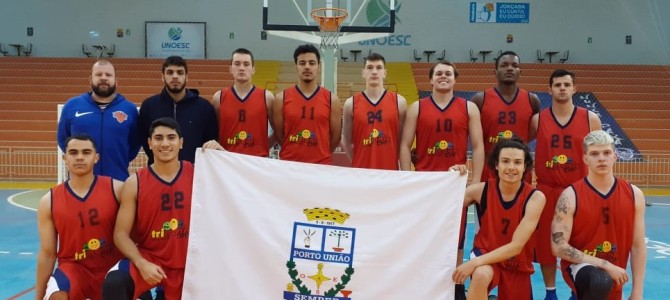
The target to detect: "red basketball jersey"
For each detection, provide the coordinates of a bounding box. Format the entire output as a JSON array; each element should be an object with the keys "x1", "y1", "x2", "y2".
[
  {"x1": 280, "y1": 85, "x2": 333, "y2": 164},
  {"x1": 52, "y1": 176, "x2": 122, "y2": 271},
  {"x1": 473, "y1": 179, "x2": 537, "y2": 273},
  {"x1": 351, "y1": 90, "x2": 400, "y2": 170},
  {"x1": 218, "y1": 86, "x2": 269, "y2": 157},
  {"x1": 535, "y1": 107, "x2": 590, "y2": 188},
  {"x1": 560, "y1": 178, "x2": 635, "y2": 298},
  {"x1": 480, "y1": 88, "x2": 535, "y2": 180},
  {"x1": 415, "y1": 96, "x2": 469, "y2": 171},
  {"x1": 134, "y1": 161, "x2": 194, "y2": 269}
]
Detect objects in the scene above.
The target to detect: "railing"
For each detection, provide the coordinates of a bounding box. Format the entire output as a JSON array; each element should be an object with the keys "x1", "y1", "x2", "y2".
[{"x1": 1, "y1": 146, "x2": 669, "y2": 188}]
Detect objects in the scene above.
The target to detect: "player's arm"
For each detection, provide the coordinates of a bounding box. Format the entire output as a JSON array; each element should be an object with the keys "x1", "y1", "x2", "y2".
[
  {"x1": 271, "y1": 92, "x2": 285, "y2": 144},
  {"x1": 114, "y1": 175, "x2": 166, "y2": 285},
  {"x1": 528, "y1": 92, "x2": 542, "y2": 141},
  {"x1": 266, "y1": 90, "x2": 278, "y2": 147},
  {"x1": 629, "y1": 185, "x2": 647, "y2": 300},
  {"x1": 329, "y1": 93, "x2": 343, "y2": 152},
  {"x1": 127, "y1": 107, "x2": 142, "y2": 161},
  {"x1": 550, "y1": 188, "x2": 629, "y2": 285},
  {"x1": 56, "y1": 103, "x2": 71, "y2": 152},
  {"x1": 35, "y1": 192, "x2": 57, "y2": 300},
  {"x1": 588, "y1": 110, "x2": 602, "y2": 131},
  {"x1": 399, "y1": 101, "x2": 419, "y2": 170},
  {"x1": 112, "y1": 179, "x2": 123, "y2": 203},
  {"x1": 341, "y1": 97, "x2": 354, "y2": 161},
  {"x1": 467, "y1": 101, "x2": 485, "y2": 183},
  {"x1": 469, "y1": 92, "x2": 484, "y2": 111},
  {"x1": 396, "y1": 94, "x2": 408, "y2": 155},
  {"x1": 202, "y1": 90, "x2": 226, "y2": 150}
]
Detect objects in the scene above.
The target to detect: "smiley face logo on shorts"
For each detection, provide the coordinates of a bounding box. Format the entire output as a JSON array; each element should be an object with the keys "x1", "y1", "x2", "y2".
[{"x1": 87, "y1": 238, "x2": 101, "y2": 250}]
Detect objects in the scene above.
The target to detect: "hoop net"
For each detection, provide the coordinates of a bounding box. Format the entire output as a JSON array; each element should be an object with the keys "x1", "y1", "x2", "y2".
[{"x1": 311, "y1": 7, "x2": 349, "y2": 49}]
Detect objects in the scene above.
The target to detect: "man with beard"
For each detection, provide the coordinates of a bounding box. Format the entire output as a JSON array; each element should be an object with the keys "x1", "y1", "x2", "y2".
[
  {"x1": 58, "y1": 60, "x2": 140, "y2": 181},
  {"x1": 137, "y1": 55, "x2": 218, "y2": 164}
]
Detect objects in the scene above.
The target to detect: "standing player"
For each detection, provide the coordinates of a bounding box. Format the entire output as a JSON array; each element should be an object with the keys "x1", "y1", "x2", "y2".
[
  {"x1": 103, "y1": 118, "x2": 193, "y2": 300},
  {"x1": 551, "y1": 130, "x2": 646, "y2": 300},
  {"x1": 533, "y1": 69, "x2": 602, "y2": 299},
  {"x1": 271, "y1": 44, "x2": 342, "y2": 164},
  {"x1": 138, "y1": 55, "x2": 218, "y2": 164},
  {"x1": 342, "y1": 52, "x2": 407, "y2": 170},
  {"x1": 36, "y1": 135, "x2": 123, "y2": 300},
  {"x1": 400, "y1": 61, "x2": 485, "y2": 299},
  {"x1": 57, "y1": 60, "x2": 140, "y2": 181},
  {"x1": 202, "y1": 48, "x2": 275, "y2": 156},
  {"x1": 452, "y1": 138, "x2": 545, "y2": 300},
  {"x1": 469, "y1": 51, "x2": 541, "y2": 181}
]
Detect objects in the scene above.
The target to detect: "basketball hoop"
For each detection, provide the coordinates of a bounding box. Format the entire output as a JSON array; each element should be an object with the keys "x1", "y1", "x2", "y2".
[{"x1": 311, "y1": 7, "x2": 349, "y2": 49}]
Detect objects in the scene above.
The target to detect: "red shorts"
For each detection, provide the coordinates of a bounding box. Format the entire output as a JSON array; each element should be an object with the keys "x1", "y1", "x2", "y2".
[
  {"x1": 488, "y1": 263, "x2": 532, "y2": 300},
  {"x1": 47, "y1": 261, "x2": 107, "y2": 300},
  {"x1": 111, "y1": 252, "x2": 185, "y2": 300},
  {"x1": 535, "y1": 184, "x2": 565, "y2": 264}
]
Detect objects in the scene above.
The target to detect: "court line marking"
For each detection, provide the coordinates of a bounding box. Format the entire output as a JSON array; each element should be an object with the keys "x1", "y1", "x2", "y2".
[
  {"x1": 8, "y1": 286, "x2": 35, "y2": 300},
  {"x1": 7, "y1": 190, "x2": 38, "y2": 212}
]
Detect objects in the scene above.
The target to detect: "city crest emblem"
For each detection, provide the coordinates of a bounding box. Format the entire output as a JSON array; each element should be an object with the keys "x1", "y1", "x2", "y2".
[{"x1": 284, "y1": 208, "x2": 356, "y2": 300}]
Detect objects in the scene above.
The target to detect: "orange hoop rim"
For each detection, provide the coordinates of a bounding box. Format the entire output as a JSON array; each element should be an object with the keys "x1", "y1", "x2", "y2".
[{"x1": 310, "y1": 7, "x2": 349, "y2": 32}]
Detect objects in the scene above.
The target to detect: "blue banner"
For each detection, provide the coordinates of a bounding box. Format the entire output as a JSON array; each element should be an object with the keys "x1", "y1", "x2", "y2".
[{"x1": 470, "y1": 2, "x2": 530, "y2": 23}]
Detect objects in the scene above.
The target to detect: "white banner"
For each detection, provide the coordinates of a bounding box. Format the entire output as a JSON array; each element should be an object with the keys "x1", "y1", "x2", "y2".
[
  {"x1": 183, "y1": 150, "x2": 466, "y2": 299},
  {"x1": 145, "y1": 22, "x2": 206, "y2": 59}
]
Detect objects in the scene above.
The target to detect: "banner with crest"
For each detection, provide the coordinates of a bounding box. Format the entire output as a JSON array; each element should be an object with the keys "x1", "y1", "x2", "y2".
[{"x1": 183, "y1": 150, "x2": 467, "y2": 299}]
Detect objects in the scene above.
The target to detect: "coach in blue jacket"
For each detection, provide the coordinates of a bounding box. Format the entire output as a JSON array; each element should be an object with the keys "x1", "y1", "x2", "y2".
[
  {"x1": 137, "y1": 56, "x2": 218, "y2": 165},
  {"x1": 57, "y1": 60, "x2": 141, "y2": 181}
]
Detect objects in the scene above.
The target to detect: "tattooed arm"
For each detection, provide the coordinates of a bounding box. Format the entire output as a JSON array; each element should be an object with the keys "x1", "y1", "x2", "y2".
[{"x1": 550, "y1": 187, "x2": 629, "y2": 286}]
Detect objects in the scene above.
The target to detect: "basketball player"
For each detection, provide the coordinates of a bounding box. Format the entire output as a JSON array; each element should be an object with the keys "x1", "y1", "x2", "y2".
[
  {"x1": 532, "y1": 69, "x2": 602, "y2": 299},
  {"x1": 400, "y1": 61, "x2": 485, "y2": 299},
  {"x1": 202, "y1": 48, "x2": 276, "y2": 156},
  {"x1": 551, "y1": 130, "x2": 646, "y2": 300},
  {"x1": 36, "y1": 135, "x2": 123, "y2": 300},
  {"x1": 102, "y1": 118, "x2": 193, "y2": 300},
  {"x1": 271, "y1": 44, "x2": 342, "y2": 164},
  {"x1": 342, "y1": 52, "x2": 407, "y2": 170},
  {"x1": 452, "y1": 138, "x2": 546, "y2": 300},
  {"x1": 469, "y1": 51, "x2": 541, "y2": 182}
]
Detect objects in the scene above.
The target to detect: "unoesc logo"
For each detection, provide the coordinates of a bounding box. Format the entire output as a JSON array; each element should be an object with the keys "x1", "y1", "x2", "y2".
[{"x1": 163, "y1": 27, "x2": 190, "y2": 49}]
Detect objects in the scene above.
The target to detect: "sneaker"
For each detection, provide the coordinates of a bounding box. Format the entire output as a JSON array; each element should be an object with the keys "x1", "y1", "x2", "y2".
[{"x1": 544, "y1": 289, "x2": 558, "y2": 300}]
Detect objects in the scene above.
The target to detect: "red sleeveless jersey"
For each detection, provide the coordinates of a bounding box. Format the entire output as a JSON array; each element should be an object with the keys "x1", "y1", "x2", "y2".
[
  {"x1": 415, "y1": 96, "x2": 469, "y2": 171},
  {"x1": 480, "y1": 88, "x2": 535, "y2": 180},
  {"x1": 280, "y1": 85, "x2": 332, "y2": 164},
  {"x1": 351, "y1": 90, "x2": 400, "y2": 170},
  {"x1": 535, "y1": 107, "x2": 590, "y2": 188},
  {"x1": 218, "y1": 86, "x2": 269, "y2": 157},
  {"x1": 135, "y1": 161, "x2": 194, "y2": 269},
  {"x1": 560, "y1": 177, "x2": 635, "y2": 298},
  {"x1": 473, "y1": 179, "x2": 537, "y2": 273},
  {"x1": 51, "y1": 176, "x2": 122, "y2": 271}
]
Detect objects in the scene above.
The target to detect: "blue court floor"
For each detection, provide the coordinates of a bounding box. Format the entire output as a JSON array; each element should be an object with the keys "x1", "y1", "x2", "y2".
[{"x1": 1, "y1": 189, "x2": 669, "y2": 299}]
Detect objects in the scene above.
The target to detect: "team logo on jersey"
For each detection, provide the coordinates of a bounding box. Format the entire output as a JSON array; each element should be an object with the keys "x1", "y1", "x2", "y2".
[
  {"x1": 488, "y1": 129, "x2": 515, "y2": 144},
  {"x1": 545, "y1": 154, "x2": 577, "y2": 172},
  {"x1": 112, "y1": 110, "x2": 128, "y2": 123},
  {"x1": 289, "y1": 129, "x2": 319, "y2": 147},
  {"x1": 227, "y1": 130, "x2": 255, "y2": 147},
  {"x1": 74, "y1": 237, "x2": 109, "y2": 260},
  {"x1": 362, "y1": 128, "x2": 390, "y2": 146},
  {"x1": 584, "y1": 240, "x2": 618, "y2": 264},
  {"x1": 427, "y1": 139, "x2": 456, "y2": 157},
  {"x1": 151, "y1": 217, "x2": 188, "y2": 239},
  {"x1": 284, "y1": 208, "x2": 356, "y2": 300}
]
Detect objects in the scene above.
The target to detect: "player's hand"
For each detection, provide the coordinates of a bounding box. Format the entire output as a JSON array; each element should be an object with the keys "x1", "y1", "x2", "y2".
[
  {"x1": 136, "y1": 259, "x2": 167, "y2": 285},
  {"x1": 449, "y1": 164, "x2": 468, "y2": 176},
  {"x1": 604, "y1": 263, "x2": 628, "y2": 286},
  {"x1": 201, "y1": 140, "x2": 225, "y2": 151},
  {"x1": 452, "y1": 261, "x2": 476, "y2": 284}
]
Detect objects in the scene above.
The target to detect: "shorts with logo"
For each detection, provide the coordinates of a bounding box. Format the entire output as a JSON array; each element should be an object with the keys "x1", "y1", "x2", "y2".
[
  {"x1": 108, "y1": 252, "x2": 185, "y2": 300},
  {"x1": 45, "y1": 261, "x2": 107, "y2": 300}
]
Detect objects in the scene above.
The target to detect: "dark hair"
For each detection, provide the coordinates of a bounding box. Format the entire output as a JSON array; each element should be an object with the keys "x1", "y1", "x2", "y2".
[
  {"x1": 65, "y1": 134, "x2": 97, "y2": 152},
  {"x1": 232, "y1": 48, "x2": 255, "y2": 66},
  {"x1": 149, "y1": 117, "x2": 182, "y2": 137},
  {"x1": 293, "y1": 44, "x2": 320, "y2": 64},
  {"x1": 161, "y1": 56, "x2": 188, "y2": 74},
  {"x1": 494, "y1": 51, "x2": 519, "y2": 69},
  {"x1": 549, "y1": 69, "x2": 576, "y2": 86},
  {"x1": 364, "y1": 52, "x2": 386, "y2": 66},
  {"x1": 487, "y1": 137, "x2": 533, "y2": 178},
  {"x1": 429, "y1": 61, "x2": 460, "y2": 79}
]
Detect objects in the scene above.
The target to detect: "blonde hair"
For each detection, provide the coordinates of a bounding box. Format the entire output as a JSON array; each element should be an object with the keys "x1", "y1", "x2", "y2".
[{"x1": 583, "y1": 130, "x2": 614, "y2": 153}]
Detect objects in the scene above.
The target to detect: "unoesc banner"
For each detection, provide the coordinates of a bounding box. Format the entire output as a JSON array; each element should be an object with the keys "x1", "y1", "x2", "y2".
[
  {"x1": 183, "y1": 150, "x2": 466, "y2": 299},
  {"x1": 470, "y1": 2, "x2": 530, "y2": 23},
  {"x1": 145, "y1": 21, "x2": 206, "y2": 59}
]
